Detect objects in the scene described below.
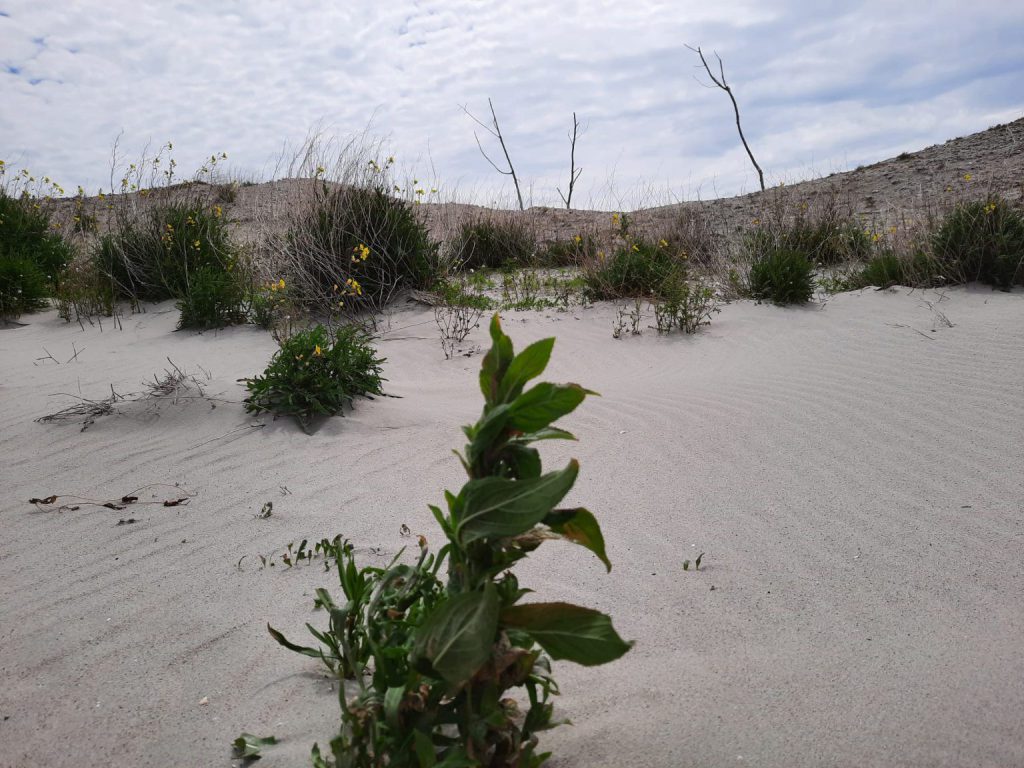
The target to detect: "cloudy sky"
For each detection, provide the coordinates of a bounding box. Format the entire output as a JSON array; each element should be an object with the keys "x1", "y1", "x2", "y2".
[{"x1": 2, "y1": 1, "x2": 1022, "y2": 208}]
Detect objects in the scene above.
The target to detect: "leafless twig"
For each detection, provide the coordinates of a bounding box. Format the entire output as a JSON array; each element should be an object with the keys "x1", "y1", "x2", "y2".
[
  {"x1": 461, "y1": 98, "x2": 525, "y2": 210},
  {"x1": 557, "y1": 113, "x2": 583, "y2": 210},
  {"x1": 687, "y1": 45, "x2": 765, "y2": 192}
]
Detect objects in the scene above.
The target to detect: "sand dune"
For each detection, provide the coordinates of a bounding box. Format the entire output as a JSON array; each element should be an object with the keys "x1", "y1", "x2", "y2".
[{"x1": 1, "y1": 286, "x2": 1022, "y2": 767}]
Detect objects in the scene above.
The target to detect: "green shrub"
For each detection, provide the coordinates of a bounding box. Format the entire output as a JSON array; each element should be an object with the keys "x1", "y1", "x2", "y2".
[
  {"x1": 55, "y1": 259, "x2": 115, "y2": 325},
  {"x1": 256, "y1": 315, "x2": 629, "y2": 766},
  {"x1": 859, "y1": 253, "x2": 905, "y2": 287},
  {"x1": 0, "y1": 257, "x2": 48, "y2": 320},
  {"x1": 932, "y1": 198, "x2": 1024, "y2": 289},
  {"x1": 285, "y1": 184, "x2": 437, "y2": 312},
  {"x1": 176, "y1": 265, "x2": 246, "y2": 329},
  {"x1": 585, "y1": 240, "x2": 685, "y2": 300},
  {"x1": 747, "y1": 215, "x2": 871, "y2": 266},
  {"x1": 749, "y1": 249, "x2": 815, "y2": 305},
  {"x1": 0, "y1": 191, "x2": 73, "y2": 320},
  {"x1": 243, "y1": 324, "x2": 385, "y2": 431},
  {"x1": 96, "y1": 202, "x2": 236, "y2": 302},
  {"x1": 537, "y1": 232, "x2": 599, "y2": 268},
  {"x1": 448, "y1": 217, "x2": 536, "y2": 270}
]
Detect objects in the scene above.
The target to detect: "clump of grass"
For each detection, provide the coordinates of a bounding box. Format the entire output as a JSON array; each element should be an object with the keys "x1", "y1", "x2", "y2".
[
  {"x1": 447, "y1": 216, "x2": 536, "y2": 270},
  {"x1": 281, "y1": 155, "x2": 437, "y2": 314},
  {"x1": 932, "y1": 197, "x2": 1024, "y2": 289},
  {"x1": 653, "y1": 274, "x2": 720, "y2": 333},
  {"x1": 748, "y1": 249, "x2": 815, "y2": 305},
  {"x1": 243, "y1": 324, "x2": 385, "y2": 432},
  {"x1": 858, "y1": 252, "x2": 905, "y2": 288},
  {"x1": 537, "y1": 231, "x2": 599, "y2": 267}
]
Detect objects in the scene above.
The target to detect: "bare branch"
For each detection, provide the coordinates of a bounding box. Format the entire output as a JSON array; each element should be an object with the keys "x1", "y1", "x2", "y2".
[
  {"x1": 557, "y1": 112, "x2": 583, "y2": 210},
  {"x1": 462, "y1": 98, "x2": 525, "y2": 210},
  {"x1": 687, "y1": 44, "x2": 765, "y2": 191}
]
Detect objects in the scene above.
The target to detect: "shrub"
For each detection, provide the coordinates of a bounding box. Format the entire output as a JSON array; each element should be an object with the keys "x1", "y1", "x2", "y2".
[
  {"x1": 243, "y1": 324, "x2": 385, "y2": 431},
  {"x1": 537, "y1": 232, "x2": 599, "y2": 268},
  {"x1": 0, "y1": 190, "x2": 73, "y2": 320},
  {"x1": 176, "y1": 265, "x2": 246, "y2": 329},
  {"x1": 746, "y1": 198, "x2": 871, "y2": 267},
  {"x1": 248, "y1": 277, "x2": 293, "y2": 330},
  {"x1": 55, "y1": 259, "x2": 116, "y2": 325},
  {"x1": 96, "y1": 202, "x2": 237, "y2": 302},
  {"x1": 585, "y1": 240, "x2": 685, "y2": 300},
  {"x1": 448, "y1": 217, "x2": 536, "y2": 270},
  {"x1": 285, "y1": 184, "x2": 437, "y2": 312},
  {"x1": 257, "y1": 315, "x2": 630, "y2": 766},
  {"x1": 859, "y1": 253, "x2": 905, "y2": 288},
  {"x1": 748, "y1": 249, "x2": 815, "y2": 305},
  {"x1": 932, "y1": 198, "x2": 1024, "y2": 289}
]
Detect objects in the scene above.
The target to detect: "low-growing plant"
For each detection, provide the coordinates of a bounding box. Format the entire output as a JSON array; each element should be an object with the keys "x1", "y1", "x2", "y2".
[
  {"x1": 932, "y1": 197, "x2": 1024, "y2": 289},
  {"x1": 537, "y1": 232, "x2": 598, "y2": 268},
  {"x1": 257, "y1": 316, "x2": 630, "y2": 766},
  {"x1": 243, "y1": 324, "x2": 386, "y2": 431},
  {"x1": 449, "y1": 217, "x2": 536, "y2": 270},
  {"x1": 748, "y1": 249, "x2": 815, "y2": 305},
  {"x1": 55, "y1": 258, "x2": 117, "y2": 327},
  {"x1": 248, "y1": 277, "x2": 293, "y2": 330},
  {"x1": 653, "y1": 276, "x2": 719, "y2": 334},
  {"x1": 858, "y1": 253, "x2": 905, "y2": 288},
  {"x1": 176, "y1": 264, "x2": 247, "y2": 329},
  {"x1": 584, "y1": 213, "x2": 689, "y2": 301},
  {"x1": 435, "y1": 303, "x2": 484, "y2": 359}
]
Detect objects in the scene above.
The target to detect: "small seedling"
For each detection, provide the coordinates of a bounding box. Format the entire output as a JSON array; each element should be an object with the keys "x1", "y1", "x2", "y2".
[
  {"x1": 683, "y1": 552, "x2": 704, "y2": 571},
  {"x1": 255, "y1": 502, "x2": 273, "y2": 519},
  {"x1": 232, "y1": 733, "x2": 278, "y2": 761}
]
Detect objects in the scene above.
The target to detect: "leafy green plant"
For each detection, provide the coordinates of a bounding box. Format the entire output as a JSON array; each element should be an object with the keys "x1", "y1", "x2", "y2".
[
  {"x1": 449, "y1": 218, "x2": 536, "y2": 270},
  {"x1": 748, "y1": 249, "x2": 815, "y2": 305},
  {"x1": 262, "y1": 315, "x2": 630, "y2": 766},
  {"x1": 536, "y1": 233, "x2": 598, "y2": 268},
  {"x1": 932, "y1": 197, "x2": 1024, "y2": 289},
  {"x1": 55, "y1": 258, "x2": 117, "y2": 326},
  {"x1": 746, "y1": 203, "x2": 871, "y2": 266},
  {"x1": 243, "y1": 324, "x2": 386, "y2": 431},
  {"x1": 0, "y1": 190, "x2": 74, "y2": 320},
  {"x1": 176, "y1": 264, "x2": 247, "y2": 329}
]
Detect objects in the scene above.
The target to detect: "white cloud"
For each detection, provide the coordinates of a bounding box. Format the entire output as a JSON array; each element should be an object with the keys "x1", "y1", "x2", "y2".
[{"x1": 1, "y1": 0, "x2": 1021, "y2": 207}]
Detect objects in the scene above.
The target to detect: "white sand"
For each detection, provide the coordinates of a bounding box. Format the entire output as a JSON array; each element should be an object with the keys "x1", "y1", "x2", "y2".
[{"x1": 1, "y1": 287, "x2": 1022, "y2": 767}]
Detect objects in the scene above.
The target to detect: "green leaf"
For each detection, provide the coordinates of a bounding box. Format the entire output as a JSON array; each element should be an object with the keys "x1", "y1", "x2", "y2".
[
  {"x1": 543, "y1": 507, "x2": 611, "y2": 572},
  {"x1": 232, "y1": 733, "x2": 278, "y2": 760},
  {"x1": 497, "y1": 337, "x2": 554, "y2": 403},
  {"x1": 413, "y1": 585, "x2": 499, "y2": 684},
  {"x1": 501, "y1": 602, "x2": 632, "y2": 665},
  {"x1": 413, "y1": 729, "x2": 438, "y2": 767},
  {"x1": 456, "y1": 460, "x2": 578, "y2": 544},
  {"x1": 479, "y1": 315, "x2": 514, "y2": 404},
  {"x1": 267, "y1": 623, "x2": 321, "y2": 659},
  {"x1": 512, "y1": 426, "x2": 577, "y2": 443},
  {"x1": 509, "y1": 383, "x2": 592, "y2": 433},
  {"x1": 384, "y1": 685, "x2": 405, "y2": 730},
  {"x1": 502, "y1": 444, "x2": 541, "y2": 479}
]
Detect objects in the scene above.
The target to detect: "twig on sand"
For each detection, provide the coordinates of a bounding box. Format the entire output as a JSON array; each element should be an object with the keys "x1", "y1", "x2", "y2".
[
  {"x1": 889, "y1": 323, "x2": 935, "y2": 340},
  {"x1": 28, "y1": 483, "x2": 197, "y2": 513}
]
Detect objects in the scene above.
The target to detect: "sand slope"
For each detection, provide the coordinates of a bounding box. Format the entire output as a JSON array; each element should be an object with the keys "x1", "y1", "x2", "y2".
[{"x1": 1, "y1": 288, "x2": 1022, "y2": 767}]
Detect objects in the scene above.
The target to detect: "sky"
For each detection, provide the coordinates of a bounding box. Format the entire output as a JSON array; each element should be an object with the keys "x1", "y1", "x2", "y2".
[{"x1": 1, "y1": 1, "x2": 1022, "y2": 209}]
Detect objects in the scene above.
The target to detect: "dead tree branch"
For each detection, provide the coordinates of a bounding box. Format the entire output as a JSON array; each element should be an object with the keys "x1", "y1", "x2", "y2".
[
  {"x1": 687, "y1": 44, "x2": 765, "y2": 192},
  {"x1": 461, "y1": 98, "x2": 525, "y2": 210},
  {"x1": 557, "y1": 112, "x2": 583, "y2": 210}
]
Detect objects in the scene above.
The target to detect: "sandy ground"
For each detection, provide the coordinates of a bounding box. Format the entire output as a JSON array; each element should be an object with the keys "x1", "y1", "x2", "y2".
[{"x1": 1, "y1": 288, "x2": 1022, "y2": 767}]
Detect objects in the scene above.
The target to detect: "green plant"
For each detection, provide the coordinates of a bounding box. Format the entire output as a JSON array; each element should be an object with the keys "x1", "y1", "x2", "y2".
[
  {"x1": 262, "y1": 316, "x2": 630, "y2": 766},
  {"x1": 55, "y1": 258, "x2": 117, "y2": 326},
  {"x1": 248, "y1": 277, "x2": 294, "y2": 329},
  {"x1": 243, "y1": 324, "x2": 385, "y2": 431},
  {"x1": 285, "y1": 183, "x2": 437, "y2": 312},
  {"x1": 95, "y1": 202, "x2": 236, "y2": 303},
  {"x1": 176, "y1": 264, "x2": 246, "y2": 329},
  {"x1": 449, "y1": 218, "x2": 536, "y2": 270},
  {"x1": 0, "y1": 190, "x2": 74, "y2": 320},
  {"x1": 748, "y1": 249, "x2": 815, "y2": 305},
  {"x1": 584, "y1": 239, "x2": 686, "y2": 300},
  {"x1": 859, "y1": 253, "x2": 905, "y2": 288},
  {"x1": 653, "y1": 276, "x2": 719, "y2": 334},
  {"x1": 537, "y1": 233, "x2": 598, "y2": 268},
  {"x1": 932, "y1": 197, "x2": 1024, "y2": 289}
]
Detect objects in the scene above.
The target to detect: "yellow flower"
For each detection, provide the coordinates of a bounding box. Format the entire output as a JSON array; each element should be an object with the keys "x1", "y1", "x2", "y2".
[
  {"x1": 963, "y1": 173, "x2": 972, "y2": 181},
  {"x1": 353, "y1": 243, "x2": 370, "y2": 261},
  {"x1": 213, "y1": 205, "x2": 222, "y2": 218},
  {"x1": 314, "y1": 345, "x2": 322, "y2": 357},
  {"x1": 573, "y1": 234, "x2": 582, "y2": 244},
  {"x1": 631, "y1": 244, "x2": 639, "y2": 252},
  {"x1": 278, "y1": 278, "x2": 286, "y2": 290},
  {"x1": 658, "y1": 238, "x2": 668, "y2": 248},
  {"x1": 611, "y1": 213, "x2": 620, "y2": 224}
]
